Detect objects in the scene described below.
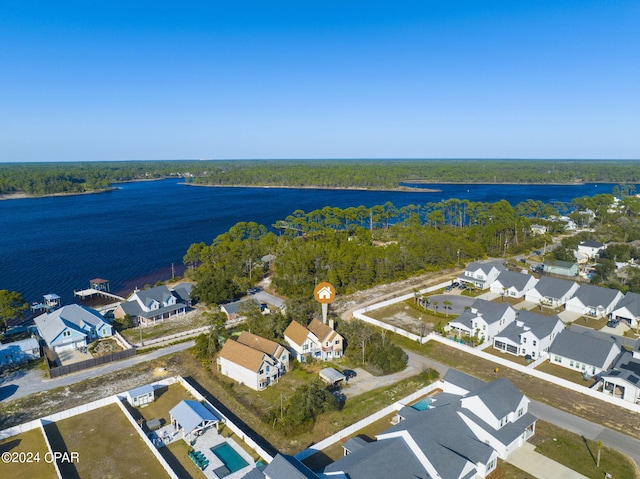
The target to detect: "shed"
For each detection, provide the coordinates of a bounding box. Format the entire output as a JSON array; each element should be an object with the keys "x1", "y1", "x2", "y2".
[
  {"x1": 125, "y1": 384, "x2": 155, "y2": 407},
  {"x1": 170, "y1": 400, "x2": 220, "y2": 440},
  {"x1": 319, "y1": 367, "x2": 345, "y2": 385}
]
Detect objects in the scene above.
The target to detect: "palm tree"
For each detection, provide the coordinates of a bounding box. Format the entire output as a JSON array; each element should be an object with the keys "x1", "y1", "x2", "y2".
[
  {"x1": 432, "y1": 301, "x2": 439, "y2": 315},
  {"x1": 443, "y1": 300, "x2": 452, "y2": 317}
]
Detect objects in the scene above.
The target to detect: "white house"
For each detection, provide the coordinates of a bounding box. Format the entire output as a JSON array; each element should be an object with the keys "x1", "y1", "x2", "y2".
[
  {"x1": 0, "y1": 337, "x2": 41, "y2": 366},
  {"x1": 323, "y1": 372, "x2": 536, "y2": 479},
  {"x1": 114, "y1": 284, "x2": 190, "y2": 326},
  {"x1": 530, "y1": 224, "x2": 547, "y2": 235},
  {"x1": 576, "y1": 240, "x2": 606, "y2": 262},
  {"x1": 564, "y1": 284, "x2": 624, "y2": 318},
  {"x1": 217, "y1": 338, "x2": 281, "y2": 391},
  {"x1": 493, "y1": 311, "x2": 564, "y2": 359},
  {"x1": 524, "y1": 276, "x2": 579, "y2": 308},
  {"x1": 611, "y1": 292, "x2": 640, "y2": 327},
  {"x1": 447, "y1": 299, "x2": 516, "y2": 343},
  {"x1": 490, "y1": 270, "x2": 538, "y2": 299},
  {"x1": 235, "y1": 331, "x2": 290, "y2": 374},
  {"x1": 34, "y1": 304, "x2": 113, "y2": 353},
  {"x1": 601, "y1": 342, "x2": 640, "y2": 404},
  {"x1": 549, "y1": 328, "x2": 621, "y2": 377},
  {"x1": 283, "y1": 319, "x2": 344, "y2": 362},
  {"x1": 458, "y1": 260, "x2": 506, "y2": 290}
]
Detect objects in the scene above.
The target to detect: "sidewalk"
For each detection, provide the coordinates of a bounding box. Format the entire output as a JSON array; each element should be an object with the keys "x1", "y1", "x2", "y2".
[{"x1": 507, "y1": 442, "x2": 589, "y2": 479}]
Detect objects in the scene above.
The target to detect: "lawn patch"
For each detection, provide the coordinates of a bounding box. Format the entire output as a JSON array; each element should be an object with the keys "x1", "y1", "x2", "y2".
[{"x1": 0, "y1": 428, "x2": 58, "y2": 479}]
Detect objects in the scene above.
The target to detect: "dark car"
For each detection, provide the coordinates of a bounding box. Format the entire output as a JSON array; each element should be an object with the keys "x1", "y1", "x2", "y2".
[
  {"x1": 444, "y1": 285, "x2": 453, "y2": 292},
  {"x1": 342, "y1": 369, "x2": 357, "y2": 379},
  {"x1": 607, "y1": 319, "x2": 620, "y2": 328}
]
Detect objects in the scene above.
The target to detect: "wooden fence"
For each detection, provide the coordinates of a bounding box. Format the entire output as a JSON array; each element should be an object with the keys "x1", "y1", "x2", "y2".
[{"x1": 46, "y1": 347, "x2": 136, "y2": 378}]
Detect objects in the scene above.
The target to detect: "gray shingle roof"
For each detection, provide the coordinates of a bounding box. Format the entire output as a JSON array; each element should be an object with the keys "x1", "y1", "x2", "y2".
[
  {"x1": 614, "y1": 292, "x2": 640, "y2": 317},
  {"x1": 494, "y1": 270, "x2": 536, "y2": 291},
  {"x1": 443, "y1": 369, "x2": 485, "y2": 393},
  {"x1": 462, "y1": 378, "x2": 525, "y2": 421},
  {"x1": 258, "y1": 454, "x2": 319, "y2": 479},
  {"x1": 580, "y1": 240, "x2": 604, "y2": 248},
  {"x1": 549, "y1": 329, "x2": 619, "y2": 368},
  {"x1": 471, "y1": 298, "x2": 514, "y2": 325},
  {"x1": 134, "y1": 285, "x2": 175, "y2": 307},
  {"x1": 532, "y1": 276, "x2": 577, "y2": 299},
  {"x1": 514, "y1": 310, "x2": 563, "y2": 340},
  {"x1": 466, "y1": 260, "x2": 506, "y2": 275},
  {"x1": 571, "y1": 284, "x2": 622, "y2": 309}
]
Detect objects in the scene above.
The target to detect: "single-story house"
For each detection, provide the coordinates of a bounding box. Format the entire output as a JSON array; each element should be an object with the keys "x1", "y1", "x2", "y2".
[
  {"x1": 564, "y1": 284, "x2": 624, "y2": 318},
  {"x1": 458, "y1": 260, "x2": 506, "y2": 290},
  {"x1": 549, "y1": 328, "x2": 621, "y2": 377},
  {"x1": 611, "y1": 292, "x2": 640, "y2": 327},
  {"x1": 114, "y1": 285, "x2": 190, "y2": 327},
  {"x1": 524, "y1": 276, "x2": 579, "y2": 308},
  {"x1": 170, "y1": 400, "x2": 220, "y2": 441},
  {"x1": 490, "y1": 270, "x2": 538, "y2": 299},
  {"x1": 34, "y1": 304, "x2": 113, "y2": 353},
  {"x1": 576, "y1": 239, "x2": 606, "y2": 261},
  {"x1": 125, "y1": 384, "x2": 155, "y2": 407},
  {"x1": 493, "y1": 311, "x2": 564, "y2": 359},
  {"x1": 220, "y1": 298, "x2": 265, "y2": 323},
  {"x1": 0, "y1": 337, "x2": 41, "y2": 366},
  {"x1": 543, "y1": 259, "x2": 579, "y2": 277},
  {"x1": 447, "y1": 299, "x2": 516, "y2": 343},
  {"x1": 284, "y1": 319, "x2": 344, "y2": 362},
  {"x1": 217, "y1": 338, "x2": 281, "y2": 391}
]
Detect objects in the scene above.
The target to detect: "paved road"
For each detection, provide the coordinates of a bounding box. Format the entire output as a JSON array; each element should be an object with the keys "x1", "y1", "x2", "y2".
[{"x1": 0, "y1": 341, "x2": 194, "y2": 402}]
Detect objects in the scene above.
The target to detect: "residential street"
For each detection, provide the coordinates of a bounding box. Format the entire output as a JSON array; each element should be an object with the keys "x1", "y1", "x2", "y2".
[{"x1": 0, "y1": 341, "x2": 194, "y2": 402}]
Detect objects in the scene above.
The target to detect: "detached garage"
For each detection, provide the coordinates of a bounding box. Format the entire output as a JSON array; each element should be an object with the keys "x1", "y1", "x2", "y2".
[{"x1": 319, "y1": 367, "x2": 345, "y2": 385}]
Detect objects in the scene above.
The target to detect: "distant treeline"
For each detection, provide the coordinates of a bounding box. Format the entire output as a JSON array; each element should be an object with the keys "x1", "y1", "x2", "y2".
[{"x1": 2, "y1": 159, "x2": 640, "y2": 196}]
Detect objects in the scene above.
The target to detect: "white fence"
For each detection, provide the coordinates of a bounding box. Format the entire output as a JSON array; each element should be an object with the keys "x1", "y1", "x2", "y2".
[
  {"x1": 38, "y1": 420, "x2": 63, "y2": 479},
  {"x1": 136, "y1": 326, "x2": 209, "y2": 348},
  {"x1": 295, "y1": 381, "x2": 444, "y2": 461},
  {"x1": 353, "y1": 290, "x2": 640, "y2": 415}
]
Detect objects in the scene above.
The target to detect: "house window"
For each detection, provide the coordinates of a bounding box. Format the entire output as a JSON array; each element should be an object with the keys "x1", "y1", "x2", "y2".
[
  {"x1": 63, "y1": 331, "x2": 70, "y2": 337},
  {"x1": 533, "y1": 340, "x2": 537, "y2": 346},
  {"x1": 302, "y1": 344, "x2": 308, "y2": 351},
  {"x1": 522, "y1": 337, "x2": 527, "y2": 344},
  {"x1": 335, "y1": 340, "x2": 339, "y2": 344},
  {"x1": 570, "y1": 361, "x2": 574, "y2": 367},
  {"x1": 326, "y1": 342, "x2": 330, "y2": 347},
  {"x1": 517, "y1": 407, "x2": 524, "y2": 417},
  {"x1": 259, "y1": 369, "x2": 264, "y2": 375},
  {"x1": 554, "y1": 355, "x2": 561, "y2": 362}
]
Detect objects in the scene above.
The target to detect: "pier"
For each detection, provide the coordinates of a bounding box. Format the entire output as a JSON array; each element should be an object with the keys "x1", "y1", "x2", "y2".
[{"x1": 74, "y1": 278, "x2": 125, "y2": 302}]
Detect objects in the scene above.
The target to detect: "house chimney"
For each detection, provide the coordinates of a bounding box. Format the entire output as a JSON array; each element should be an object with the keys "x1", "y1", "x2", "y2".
[{"x1": 329, "y1": 319, "x2": 334, "y2": 330}]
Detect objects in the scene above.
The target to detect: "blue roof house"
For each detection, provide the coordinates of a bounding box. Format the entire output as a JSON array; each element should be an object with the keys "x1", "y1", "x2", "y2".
[{"x1": 34, "y1": 304, "x2": 113, "y2": 353}]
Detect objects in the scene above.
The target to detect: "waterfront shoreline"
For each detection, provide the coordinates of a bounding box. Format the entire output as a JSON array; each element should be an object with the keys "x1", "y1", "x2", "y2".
[
  {"x1": 0, "y1": 188, "x2": 116, "y2": 201},
  {"x1": 181, "y1": 182, "x2": 443, "y2": 193}
]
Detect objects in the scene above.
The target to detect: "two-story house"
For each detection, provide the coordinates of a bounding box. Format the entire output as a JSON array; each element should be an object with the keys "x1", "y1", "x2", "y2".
[
  {"x1": 458, "y1": 260, "x2": 506, "y2": 290},
  {"x1": 493, "y1": 311, "x2": 564, "y2": 359},
  {"x1": 576, "y1": 239, "x2": 606, "y2": 262},
  {"x1": 549, "y1": 327, "x2": 621, "y2": 377},
  {"x1": 217, "y1": 338, "x2": 280, "y2": 391},
  {"x1": 236, "y1": 331, "x2": 290, "y2": 375},
  {"x1": 283, "y1": 319, "x2": 343, "y2": 362},
  {"x1": 524, "y1": 276, "x2": 579, "y2": 308},
  {"x1": 447, "y1": 299, "x2": 516, "y2": 343},
  {"x1": 489, "y1": 270, "x2": 538, "y2": 299},
  {"x1": 564, "y1": 284, "x2": 624, "y2": 318},
  {"x1": 114, "y1": 284, "x2": 190, "y2": 326}
]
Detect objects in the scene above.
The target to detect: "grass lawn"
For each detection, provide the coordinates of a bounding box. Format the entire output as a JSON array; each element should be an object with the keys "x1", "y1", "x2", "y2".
[
  {"x1": 531, "y1": 420, "x2": 638, "y2": 479},
  {"x1": 482, "y1": 345, "x2": 531, "y2": 367},
  {"x1": 125, "y1": 383, "x2": 195, "y2": 431},
  {"x1": 535, "y1": 360, "x2": 596, "y2": 386},
  {"x1": 0, "y1": 428, "x2": 58, "y2": 479},
  {"x1": 120, "y1": 310, "x2": 207, "y2": 343},
  {"x1": 571, "y1": 316, "x2": 606, "y2": 330},
  {"x1": 160, "y1": 439, "x2": 205, "y2": 479},
  {"x1": 487, "y1": 460, "x2": 532, "y2": 479},
  {"x1": 44, "y1": 403, "x2": 170, "y2": 479}
]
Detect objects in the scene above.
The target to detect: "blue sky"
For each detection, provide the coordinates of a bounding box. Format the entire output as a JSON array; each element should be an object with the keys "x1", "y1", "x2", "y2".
[{"x1": 1, "y1": 1, "x2": 638, "y2": 162}]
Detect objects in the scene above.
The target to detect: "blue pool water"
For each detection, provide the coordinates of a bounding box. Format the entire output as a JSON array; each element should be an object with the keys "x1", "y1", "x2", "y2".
[
  {"x1": 210, "y1": 442, "x2": 249, "y2": 474},
  {"x1": 412, "y1": 397, "x2": 433, "y2": 411}
]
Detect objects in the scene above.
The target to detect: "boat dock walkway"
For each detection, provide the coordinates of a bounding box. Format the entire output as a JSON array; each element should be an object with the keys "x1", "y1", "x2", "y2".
[{"x1": 73, "y1": 288, "x2": 125, "y2": 302}]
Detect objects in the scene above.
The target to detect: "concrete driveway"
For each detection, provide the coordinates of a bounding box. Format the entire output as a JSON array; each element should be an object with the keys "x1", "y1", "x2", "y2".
[
  {"x1": 558, "y1": 310, "x2": 583, "y2": 324},
  {"x1": 507, "y1": 442, "x2": 588, "y2": 479}
]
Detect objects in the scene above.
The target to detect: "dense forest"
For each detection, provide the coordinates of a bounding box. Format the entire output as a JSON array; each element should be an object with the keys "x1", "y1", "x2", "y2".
[
  {"x1": 2, "y1": 159, "x2": 640, "y2": 196},
  {"x1": 185, "y1": 190, "x2": 640, "y2": 307}
]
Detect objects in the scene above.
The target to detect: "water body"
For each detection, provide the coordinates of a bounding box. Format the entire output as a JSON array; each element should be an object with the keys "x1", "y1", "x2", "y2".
[{"x1": 0, "y1": 179, "x2": 620, "y2": 304}]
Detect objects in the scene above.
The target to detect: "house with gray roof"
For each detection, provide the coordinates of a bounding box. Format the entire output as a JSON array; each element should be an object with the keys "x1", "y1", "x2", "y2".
[
  {"x1": 114, "y1": 284, "x2": 190, "y2": 327},
  {"x1": 489, "y1": 270, "x2": 538, "y2": 299},
  {"x1": 524, "y1": 276, "x2": 579, "y2": 308},
  {"x1": 549, "y1": 328, "x2": 621, "y2": 377},
  {"x1": 601, "y1": 341, "x2": 640, "y2": 404},
  {"x1": 576, "y1": 239, "x2": 606, "y2": 261},
  {"x1": 565, "y1": 284, "x2": 624, "y2": 318},
  {"x1": 611, "y1": 292, "x2": 640, "y2": 327},
  {"x1": 493, "y1": 311, "x2": 564, "y2": 359},
  {"x1": 458, "y1": 259, "x2": 506, "y2": 290},
  {"x1": 322, "y1": 375, "x2": 535, "y2": 479},
  {"x1": 34, "y1": 304, "x2": 113, "y2": 353},
  {"x1": 0, "y1": 337, "x2": 41, "y2": 366},
  {"x1": 242, "y1": 453, "x2": 319, "y2": 479},
  {"x1": 543, "y1": 259, "x2": 579, "y2": 277},
  {"x1": 446, "y1": 298, "x2": 516, "y2": 343}
]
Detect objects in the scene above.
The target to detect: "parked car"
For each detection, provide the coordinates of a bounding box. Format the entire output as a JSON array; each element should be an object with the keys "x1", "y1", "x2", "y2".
[
  {"x1": 452, "y1": 281, "x2": 460, "y2": 288},
  {"x1": 444, "y1": 285, "x2": 453, "y2": 292},
  {"x1": 342, "y1": 369, "x2": 357, "y2": 379},
  {"x1": 607, "y1": 319, "x2": 620, "y2": 328},
  {"x1": 458, "y1": 284, "x2": 467, "y2": 290}
]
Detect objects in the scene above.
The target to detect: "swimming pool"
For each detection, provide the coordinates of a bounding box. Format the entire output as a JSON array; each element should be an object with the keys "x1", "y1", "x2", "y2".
[
  {"x1": 210, "y1": 442, "x2": 249, "y2": 475},
  {"x1": 412, "y1": 397, "x2": 433, "y2": 411}
]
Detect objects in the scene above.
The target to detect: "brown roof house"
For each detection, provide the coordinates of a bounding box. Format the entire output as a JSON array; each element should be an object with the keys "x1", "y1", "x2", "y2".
[
  {"x1": 283, "y1": 319, "x2": 343, "y2": 362},
  {"x1": 217, "y1": 333, "x2": 288, "y2": 391}
]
